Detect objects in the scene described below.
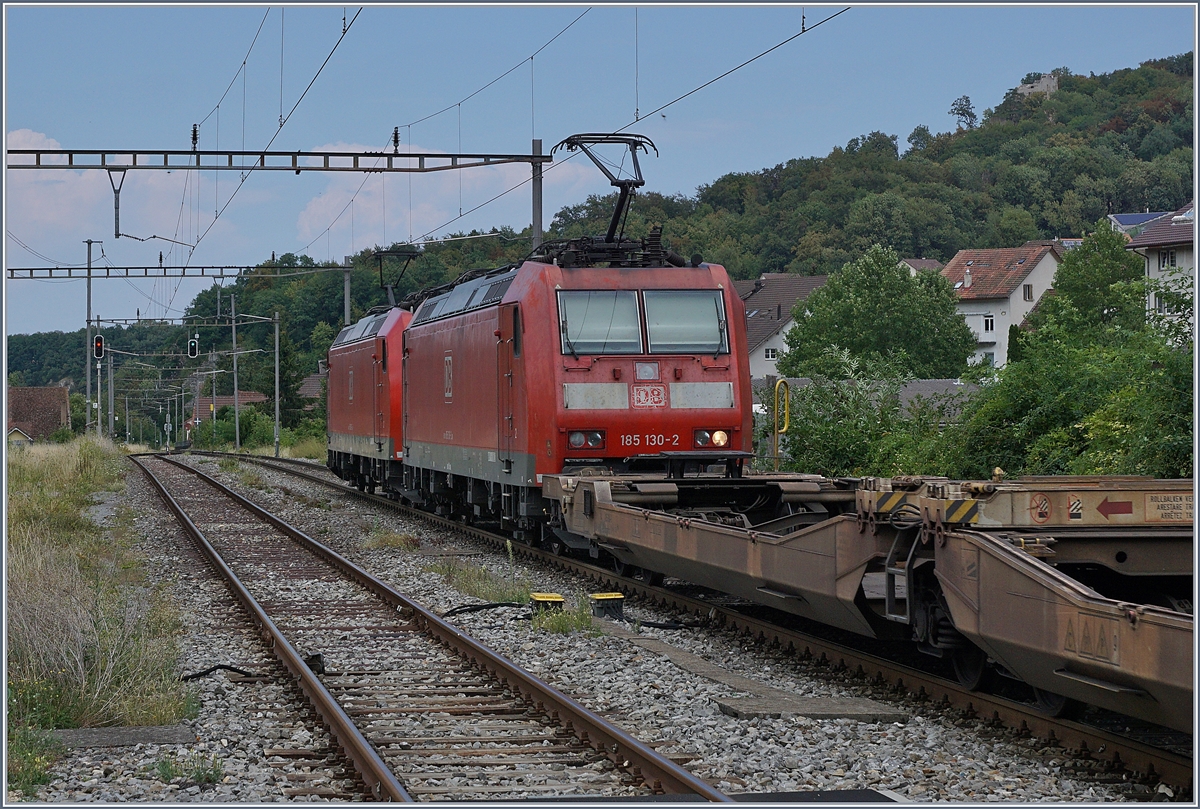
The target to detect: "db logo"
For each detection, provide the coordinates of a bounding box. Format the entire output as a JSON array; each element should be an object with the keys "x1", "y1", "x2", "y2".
[{"x1": 631, "y1": 384, "x2": 667, "y2": 408}]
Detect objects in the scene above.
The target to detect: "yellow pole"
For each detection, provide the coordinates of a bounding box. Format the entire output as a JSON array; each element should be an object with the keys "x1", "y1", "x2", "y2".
[{"x1": 773, "y1": 379, "x2": 790, "y2": 472}]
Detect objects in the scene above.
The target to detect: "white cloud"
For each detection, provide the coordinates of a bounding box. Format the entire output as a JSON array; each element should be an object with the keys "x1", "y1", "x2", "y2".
[{"x1": 7, "y1": 128, "x2": 62, "y2": 151}]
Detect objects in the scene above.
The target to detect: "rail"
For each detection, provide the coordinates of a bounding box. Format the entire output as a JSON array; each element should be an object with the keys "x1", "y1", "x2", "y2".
[
  {"x1": 141, "y1": 452, "x2": 730, "y2": 801},
  {"x1": 185, "y1": 450, "x2": 1194, "y2": 790}
]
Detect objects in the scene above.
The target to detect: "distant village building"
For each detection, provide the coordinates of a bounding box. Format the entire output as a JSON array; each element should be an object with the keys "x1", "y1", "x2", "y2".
[
  {"x1": 7, "y1": 423, "x2": 34, "y2": 447},
  {"x1": 941, "y1": 242, "x2": 1063, "y2": 368},
  {"x1": 899, "y1": 258, "x2": 944, "y2": 276},
  {"x1": 6, "y1": 386, "x2": 71, "y2": 440},
  {"x1": 750, "y1": 378, "x2": 977, "y2": 423},
  {"x1": 1015, "y1": 74, "x2": 1059, "y2": 96},
  {"x1": 298, "y1": 370, "x2": 328, "y2": 410},
  {"x1": 1125, "y1": 201, "x2": 1194, "y2": 317},
  {"x1": 1108, "y1": 211, "x2": 1172, "y2": 238},
  {"x1": 733, "y1": 273, "x2": 828, "y2": 378},
  {"x1": 187, "y1": 390, "x2": 269, "y2": 431}
]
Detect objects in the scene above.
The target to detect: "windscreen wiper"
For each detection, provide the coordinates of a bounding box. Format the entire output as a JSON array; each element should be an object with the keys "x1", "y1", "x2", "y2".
[{"x1": 561, "y1": 319, "x2": 580, "y2": 360}]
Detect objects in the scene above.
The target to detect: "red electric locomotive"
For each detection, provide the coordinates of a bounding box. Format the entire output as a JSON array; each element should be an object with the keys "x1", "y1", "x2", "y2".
[
  {"x1": 328, "y1": 134, "x2": 756, "y2": 552},
  {"x1": 327, "y1": 306, "x2": 411, "y2": 492}
]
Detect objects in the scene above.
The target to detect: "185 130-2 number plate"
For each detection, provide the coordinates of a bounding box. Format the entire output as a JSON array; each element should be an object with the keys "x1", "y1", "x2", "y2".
[{"x1": 619, "y1": 433, "x2": 680, "y2": 448}]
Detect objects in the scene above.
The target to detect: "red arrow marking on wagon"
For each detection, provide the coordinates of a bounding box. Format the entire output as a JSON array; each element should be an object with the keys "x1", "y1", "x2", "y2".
[{"x1": 1097, "y1": 497, "x2": 1134, "y2": 519}]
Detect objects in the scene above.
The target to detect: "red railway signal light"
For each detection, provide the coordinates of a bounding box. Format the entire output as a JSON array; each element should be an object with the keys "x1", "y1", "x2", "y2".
[{"x1": 93, "y1": 334, "x2": 104, "y2": 359}]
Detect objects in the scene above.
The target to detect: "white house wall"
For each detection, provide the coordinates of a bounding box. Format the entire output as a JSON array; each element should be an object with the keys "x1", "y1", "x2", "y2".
[
  {"x1": 1144, "y1": 245, "x2": 1194, "y2": 312},
  {"x1": 954, "y1": 253, "x2": 1057, "y2": 367},
  {"x1": 748, "y1": 325, "x2": 791, "y2": 378}
]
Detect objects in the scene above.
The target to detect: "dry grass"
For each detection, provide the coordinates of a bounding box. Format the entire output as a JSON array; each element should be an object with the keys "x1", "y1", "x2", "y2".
[
  {"x1": 285, "y1": 436, "x2": 327, "y2": 460},
  {"x1": 426, "y1": 556, "x2": 533, "y2": 605},
  {"x1": 246, "y1": 436, "x2": 326, "y2": 460},
  {"x1": 531, "y1": 599, "x2": 599, "y2": 635},
  {"x1": 238, "y1": 469, "x2": 270, "y2": 490},
  {"x1": 7, "y1": 438, "x2": 189, "y2": 790},
  {"x1": 364, "y1": 530, "x2": 421, "y2": 551}
]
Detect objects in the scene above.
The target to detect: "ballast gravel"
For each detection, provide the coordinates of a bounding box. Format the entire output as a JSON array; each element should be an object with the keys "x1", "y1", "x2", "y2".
[{"x1": 23, "y1": 455, "x2": 1149, "y2": 802}]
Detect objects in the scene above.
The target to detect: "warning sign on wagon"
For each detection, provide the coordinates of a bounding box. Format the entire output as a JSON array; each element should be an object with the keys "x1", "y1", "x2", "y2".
[{"x1": 1145, "y1": 492, "x2": 1194, "y2": 522}]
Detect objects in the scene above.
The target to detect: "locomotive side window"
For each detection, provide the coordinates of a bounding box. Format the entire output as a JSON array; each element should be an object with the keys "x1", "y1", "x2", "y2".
[
  {"x1": 643, "y1": 290, "x2": 728, "y2": 354},
  {"x1": 512, "y1": 307, "x2": 522, "y2": 358},
  {"x1": 557, "y1": 291, "x2": 642, "y2": 355}
]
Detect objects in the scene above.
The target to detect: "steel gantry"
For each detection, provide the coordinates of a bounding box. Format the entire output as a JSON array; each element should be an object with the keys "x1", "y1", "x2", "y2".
[{"x1": 7, "y1": 140, "x2": 550, "y2": 247}]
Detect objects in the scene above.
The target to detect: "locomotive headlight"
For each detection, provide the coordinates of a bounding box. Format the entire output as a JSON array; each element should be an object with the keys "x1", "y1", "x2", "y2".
[
  {"x1": 711, "y1": 430, "x2": 730, "y2": 447},
  {"x1": 586, "y1": 431, "x2": 605, "y2": 448},
  {"x1": 694, "y1": 430, "x2": 711, "y2": 447},
  {"x1": 635, "y1": 362, "x2": 659, "y2": 381},
  {"x1": 568, "y1": 431, "x2": 586, "y2": 449}
]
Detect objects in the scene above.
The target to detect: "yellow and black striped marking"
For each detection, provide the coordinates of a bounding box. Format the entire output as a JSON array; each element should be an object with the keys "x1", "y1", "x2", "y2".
[
  {"x1": 942, "y1": 499, "x2": 979, "y2": 524},
  {"x1": 872, "y1": 491, "x2": 909, "y2": 513}
]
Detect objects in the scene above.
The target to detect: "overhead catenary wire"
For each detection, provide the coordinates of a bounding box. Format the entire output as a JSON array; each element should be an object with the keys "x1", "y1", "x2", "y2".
[
  {"x1": 297, "y1": 10, "x2": 588, "y2": 258},
  {"x1": 296, "y1": 10, "x2": 589, "y2": 259},
  {"x1": 399, "y1": 8, "x2": 590, "y2": 131},
  {"x1": 197, "y1": 8, "x2": 272, "y2": 128},
  {"x1": 6, "y1": 230, "x2": 88, "y2": 266},
  {"x1": 414, "y1": 7, "x2": 851, "y2": 243},
  {"x1": 190, "y1": 7, "x2": 363, "y2": 257}
]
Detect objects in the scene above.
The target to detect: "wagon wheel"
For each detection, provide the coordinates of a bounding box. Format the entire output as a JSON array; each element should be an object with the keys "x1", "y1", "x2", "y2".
[
  {"x1": 632, "y1": 567, "x2": 665, "y2": 587},
  {"x1": 1032, "y1": 688, "x2": 1085, "y2": 720},
  {"x1": 612, "y1": 557, "x2": 632, "y2": 577},
  {"x1": 546, "y1": 535, "x2": 567, "y2": 557},
  {"x1": 951, "y1": 645, "x2": 994, "y2": 692}
]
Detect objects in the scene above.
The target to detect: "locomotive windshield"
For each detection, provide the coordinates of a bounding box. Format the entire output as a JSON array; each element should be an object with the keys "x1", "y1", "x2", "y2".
[
  {"x1": 558, "y1": 291, "x2": 642, "y2": 354},
  {"x1": 557, "y1": 289, "x2": 728, "y2": 356},
  {"x1": 644, "y1": 290, "x2": 728, "y2": 354}
]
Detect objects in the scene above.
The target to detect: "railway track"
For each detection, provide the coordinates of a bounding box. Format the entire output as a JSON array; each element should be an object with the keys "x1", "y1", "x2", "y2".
[
  {"x1": 184, "y1": 450, "x2": 1194, "y2": 794},
  {"x1": 133, "y1": 453, "x2": 729, "y2": 802}
]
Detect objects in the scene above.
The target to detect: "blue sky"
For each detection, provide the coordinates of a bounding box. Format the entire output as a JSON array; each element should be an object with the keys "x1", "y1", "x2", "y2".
[{"x1": 4, "y1": 3, "x2": 1196, "y2": 336}]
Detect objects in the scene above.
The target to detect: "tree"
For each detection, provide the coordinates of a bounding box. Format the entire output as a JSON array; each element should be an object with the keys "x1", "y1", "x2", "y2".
[
  {"x1": 1027, "y1": 219, "x2": 1145, "y2": 333},
  {"x1": 949, "y1": 95, "x2": 978, "y2": 129},
  {"x1": 778, "y1": 244, "x2": 977, "y2": 379},
  {"x1": 906, "y1": 125, "x2": 933, "y2": 154},
  {"x1": 940, "y1": 223, "x2": 1192, "y2": 479}
]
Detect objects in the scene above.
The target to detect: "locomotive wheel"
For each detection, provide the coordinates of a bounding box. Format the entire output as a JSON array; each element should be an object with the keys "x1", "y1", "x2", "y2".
[
  {"x1": 1032, "y1": 688, "x2": 1085, "y2": 720},
  {"x1": 951, "y1": 645, "x2": 993, "y2": 692}
]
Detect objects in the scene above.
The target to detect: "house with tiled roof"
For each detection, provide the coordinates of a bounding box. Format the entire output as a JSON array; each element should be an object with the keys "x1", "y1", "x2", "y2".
[
  {"x1": 298, "y1": 370, "x2": 328, "y2": 408},
  {"x1": 7, "y1": 421, "x2": 34, "y2": 446},
  {"x1": 941, "y1": 241, "x2": 1062, "y2": 367},
  {"x1": 899, "y1": 258, "x2": 944, "y2": 275},
  {"x1": 1125, "y1": 201, "x2": 1193, "y2": 316},
  {"x1": 737, "y1": 273, "x2": 828, "y2": 377},
  {"x1": 6, "y1": 386, "x2": 70, "y2": 440},
  {"x1": 188, "y1": 390, "x2": 269, "y2": 430},
  {"x1": 1108, "y1": 210, "x2": 1171, "y2": 238}
]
